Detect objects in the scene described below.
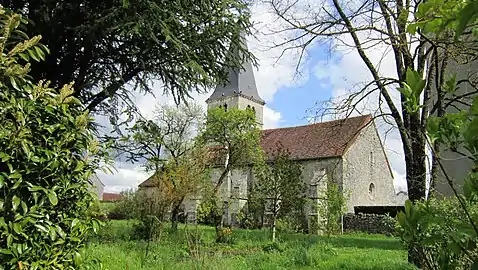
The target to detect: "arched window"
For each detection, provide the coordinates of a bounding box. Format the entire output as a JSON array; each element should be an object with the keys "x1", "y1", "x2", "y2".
[
  {"x1": 252, "y1": 106, "x2": 256, "y2": 115},
  {"x1": 369, "y1": 183, "x2": 375, "y2": 200}
]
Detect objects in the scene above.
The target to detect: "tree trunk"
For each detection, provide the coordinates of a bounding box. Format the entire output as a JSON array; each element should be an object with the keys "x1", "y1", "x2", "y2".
[
  {"x1": 406, "y1": 114, "x2": 427, "y2": 202},
  {"x1": 170, "y1": 203, "x2": 180, "y2": 232},
  {"x1": 272, "y1": 216, "x2": 277, "y2": 242}
]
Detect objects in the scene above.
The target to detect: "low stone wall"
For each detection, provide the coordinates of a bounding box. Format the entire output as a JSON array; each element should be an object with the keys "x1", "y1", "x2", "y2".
[{"x1": 343, "y1": 213, "x2": 396, "y2": 235}]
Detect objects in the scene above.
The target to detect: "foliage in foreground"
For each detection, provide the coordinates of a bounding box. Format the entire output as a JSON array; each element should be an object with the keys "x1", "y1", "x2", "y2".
[
  {"x1": 0, "y1": 9, "x2": 107, "y2": 269},
  {"x1": 316, "y1": 178, "x2": 348, "y2": 237},
  {"x1": 396, "y1": 2, "x2": 478, "y2": 269}
]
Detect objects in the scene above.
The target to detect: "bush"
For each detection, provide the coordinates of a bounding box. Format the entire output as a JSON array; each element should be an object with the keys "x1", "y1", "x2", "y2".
[
  {"x1": 131, "y1": 217, "x2": 164, "y2": 241},
  {"x1": 0, "y1": 9, "x2": 107, "y2": 268},
  {"x1": 196, "y1": 197, "x2": 223, "y2": 226},
  {"x1": 397, "y1": 197, "x2": 478, "y2": 269},
  {"x1": 216, "y1": 227, "x2": 235, "y2": 244}
]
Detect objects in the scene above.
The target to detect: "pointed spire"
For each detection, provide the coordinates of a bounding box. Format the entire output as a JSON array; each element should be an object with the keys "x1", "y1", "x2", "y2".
[{"x1": 206, "y1": 31, "x2": 264, "y2": 105}]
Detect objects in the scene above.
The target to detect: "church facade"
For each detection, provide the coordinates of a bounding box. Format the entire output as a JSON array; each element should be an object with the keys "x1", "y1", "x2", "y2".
[{"x1": 139, "y1": 34, "x2": 406, "y2": 227}]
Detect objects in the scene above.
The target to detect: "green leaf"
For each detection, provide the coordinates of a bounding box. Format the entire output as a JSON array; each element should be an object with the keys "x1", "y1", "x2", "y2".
[
  {"x1": 73, "y1": 251, "x2": 83, "y2": 266},
  {"x1": 18, "y1": 52, "x2": 29, "y2": 62},
  {"x1": 405, "y1": 200, "x2": 412, "y2": 218},
  {"x1": 0, "y1": 249, "x2": 12, "y2": 255},
  {"x1": 12, "y1": 196, "x2": 20, "y2": 211},
  {"x1": 34, "y1": 224, "x2": 49, "y2": 233},
  {"x1": 7, "y1": 234, "x2": 12, "y2": 247},
  {"x1": 10, "y1": 77, "x2": 19, "y2": 90},
  {"x1": 0, "y1": 152, "x2": 10, "y2": 162},
  {"x1": 9, "y1": 171, "x2": 22, "y2": 179},
  {"x1": 71, "y1": 218, "x2": 79, "y2": 228},
  {"x1": 13, "y1": 223, "x2": 22, "y2": 234},
  {"x1": 0, "y1": 175, "x2": 4, "y2": 188},
  {"x1": 29, "y1": 185, "x2": 44, "y2": 192},
  {"x1": 47, "y1": 191, "x2": 58, "y2": 206},
  {"x1": 34, "y1": 46, "x2": 45, "y2": 61},
  {"x1": 21, "y1": 201, "x2": 27, "y2": 214},
  {"x1": 456, "y1": 0, "x2": 478, "y2": 39},
  {"x1": 28, "y1": 49, "x2": 40, "y2": 62}
]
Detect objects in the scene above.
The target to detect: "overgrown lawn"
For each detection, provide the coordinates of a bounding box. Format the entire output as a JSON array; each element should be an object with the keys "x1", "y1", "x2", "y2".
[{"x1": 84, "y1": 220, "x2": 415, "y2": 270}]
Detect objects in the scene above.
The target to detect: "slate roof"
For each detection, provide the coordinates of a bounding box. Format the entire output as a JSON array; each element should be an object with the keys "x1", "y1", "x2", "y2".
[
  {"x1": 206, "y1": 32, "x2": 264, "y2": 105},
  {"x1": 102, "y1": 193, "x2": 122, "y2": 202},
  {"x1": 261, "y1": 115, "x2": 373, "y2": 160}
]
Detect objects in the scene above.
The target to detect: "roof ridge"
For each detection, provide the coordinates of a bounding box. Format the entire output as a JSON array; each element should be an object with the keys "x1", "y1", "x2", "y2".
[{"x1": 263, "y1": 114, "x2": 372, "y2": 132}]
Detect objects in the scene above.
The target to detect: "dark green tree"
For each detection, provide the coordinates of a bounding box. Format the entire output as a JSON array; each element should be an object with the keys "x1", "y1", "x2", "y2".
[{"x1": 2, "y1": 0, "x2": 255, "y2": 123}]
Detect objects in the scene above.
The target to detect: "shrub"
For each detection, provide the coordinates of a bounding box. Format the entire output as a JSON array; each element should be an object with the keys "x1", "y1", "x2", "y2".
[
  {"x1": 0, "y1": 9, "x2": 108, "y2": 268},
  {"x1": 196, "y1": 197, "x2": 223, "y2": 226},
  {"x1": 216, "y1": 227, "x2": 235, "y2": 244},
  {"x1": 131, "y1": 217, "x2": 163, "y2": 241},
  {"x1": 397, "y1": 197, "x2": 478, "y2": 269}
]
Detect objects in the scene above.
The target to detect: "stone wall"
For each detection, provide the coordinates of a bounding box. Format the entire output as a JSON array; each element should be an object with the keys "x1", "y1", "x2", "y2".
[
  {"x1": 343, "y1": 213, "x2": 396, "y2": 235},
  {"x1": 342, "y1": 123, "x2": 398, "y2": 212}
]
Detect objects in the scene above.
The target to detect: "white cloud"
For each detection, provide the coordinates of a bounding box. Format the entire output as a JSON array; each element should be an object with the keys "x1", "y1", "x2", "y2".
[
  {"x1": 263, "y1": 105, "x2": 282, "y2": 129},
  {"x1": 98, "y1": 165, "x2": 151, "y2": 194}
]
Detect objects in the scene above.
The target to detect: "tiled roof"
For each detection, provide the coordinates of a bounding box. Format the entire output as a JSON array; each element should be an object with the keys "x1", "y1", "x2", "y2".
[
  {"x1": 102, "y1": 193, "x2": 123, "y2": 202},
  {"x1": 261, "y1": 115, "x2": 372, "y2": 160}
]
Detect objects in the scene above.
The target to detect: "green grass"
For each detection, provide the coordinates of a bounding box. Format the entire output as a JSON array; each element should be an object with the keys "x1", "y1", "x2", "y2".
[{"x1": 84, "y1": 220, "x2": 416, "y2": 270}]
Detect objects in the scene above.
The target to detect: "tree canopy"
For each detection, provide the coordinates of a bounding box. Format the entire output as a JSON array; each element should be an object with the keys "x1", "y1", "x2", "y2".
[{"x1": 2, "y1": 0, "x2": 255, "y2": 123}]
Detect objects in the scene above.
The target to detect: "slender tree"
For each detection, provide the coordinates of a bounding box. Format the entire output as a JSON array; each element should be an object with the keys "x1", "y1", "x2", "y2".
[
  {"x1": 199, "y1": 107, "x2": 263, "y2": 239},
  {"x1": 116, "y1": 103, "x2": 204, "y2": 172},
  {"x1": 254, "y1": 144, "x2": 305, "y2": 242},
  {"x1": 116, "y1": 103, "x2": 206, "y2": 229}
]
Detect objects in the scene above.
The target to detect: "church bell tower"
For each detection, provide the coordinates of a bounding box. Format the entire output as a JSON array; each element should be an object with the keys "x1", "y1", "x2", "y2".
[{"x1": 205, "y1": 32, "x2": 265, "y2": 129}]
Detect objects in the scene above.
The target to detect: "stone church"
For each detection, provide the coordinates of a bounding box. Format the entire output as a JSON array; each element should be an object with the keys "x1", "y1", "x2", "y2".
[{"x1": 139, "y1": 35, "x2": 406, "y2": 226}]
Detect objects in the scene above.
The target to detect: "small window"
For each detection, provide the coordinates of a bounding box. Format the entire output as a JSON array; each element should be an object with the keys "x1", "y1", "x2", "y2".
[
  {"x1": 369, "y1": 183, "x2": 375, "y2": 200},
  {"x1": 223, "y1": 103, "x2": 228, "y2": 112}
]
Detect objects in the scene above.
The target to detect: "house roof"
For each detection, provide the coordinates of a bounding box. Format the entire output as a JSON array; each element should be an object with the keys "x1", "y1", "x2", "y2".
[
  {"x1": 102, "y1": 193, "x2": 122, "y2": 202},
  {"x1": 261, "y1": 114, "x2": 372, "y2": 160}
]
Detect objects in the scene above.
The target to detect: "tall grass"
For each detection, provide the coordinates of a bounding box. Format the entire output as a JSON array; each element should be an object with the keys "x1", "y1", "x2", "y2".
[{"x1": 84, "y1": 220, "x2": 416, "y2": 270}]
